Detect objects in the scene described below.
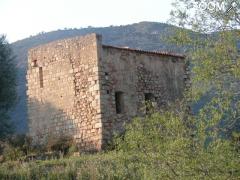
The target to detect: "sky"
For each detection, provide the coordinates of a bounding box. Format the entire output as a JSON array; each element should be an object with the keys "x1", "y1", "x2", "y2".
[{"x1": 0, "y1": 0, "x2": 174, "y2": 43}]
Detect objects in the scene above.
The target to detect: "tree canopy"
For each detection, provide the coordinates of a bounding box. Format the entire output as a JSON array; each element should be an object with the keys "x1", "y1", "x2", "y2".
[
  {"x1": 0, "y1": 35, "x2": 17, "y2": 139},
  {"x1": 170, "y1": 0, "x2": 240, "y2": 136}
]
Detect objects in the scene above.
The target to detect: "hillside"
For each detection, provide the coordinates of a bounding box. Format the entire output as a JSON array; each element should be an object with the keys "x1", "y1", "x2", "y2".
[{"x1": 10, "y1": 21, "x2": 186, "y2": 132}]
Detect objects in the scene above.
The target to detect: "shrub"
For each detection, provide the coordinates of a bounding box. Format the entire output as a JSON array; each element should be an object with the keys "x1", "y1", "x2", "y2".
[
  {"x1": 46, "y1": 134, "x2": 77, "y2": 156},
  {"x1": 67, "y1": 144, "x2": 78, "y2": 156},
  {"x1": 0, "y1": 134, "x2": 33, "y2": 162},
  {"x1": 7, "y1": 134, "x2": 32, "y2": 155},
  {"x1": 2, "y1": 145, "x2": 24, "y2": 161},
  {"x1": 113, "y1": 110, "x2": 240, "y2": 179}
]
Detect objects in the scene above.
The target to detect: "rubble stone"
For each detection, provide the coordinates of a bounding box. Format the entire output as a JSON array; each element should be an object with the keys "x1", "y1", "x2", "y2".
[{"x1": 27, "y1": 33, "x2": 189, "y2": 151}]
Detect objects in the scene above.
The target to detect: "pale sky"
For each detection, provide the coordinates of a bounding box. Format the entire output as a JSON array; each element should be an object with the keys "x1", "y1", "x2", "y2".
[{"x1": 0, "y1": 0, "x2": 174, "y2": 43}]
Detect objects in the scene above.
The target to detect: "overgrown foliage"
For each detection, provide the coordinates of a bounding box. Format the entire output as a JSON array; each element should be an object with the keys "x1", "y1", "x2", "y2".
[
  {"x1": 0, "y1": 134, "x2": 32, "y2": 162},
  {"x1": 0, "y1": 1, "x2": 239, "y2": 179},
  {"x1": 0, "y1": 110, "x2": 239, "y2": 179},
  {"x1": 113, "y1": 106, "x2": 240, "y2": 179},
  {"x1": 170, "y1": 0, "x2": 240, "y2": 137},
  {"x1": 45, "y1": 134, "x2": 77, "y2": 156},
  {"x1": 0, "y1": 133, "x2": 79, "y2": 163}
]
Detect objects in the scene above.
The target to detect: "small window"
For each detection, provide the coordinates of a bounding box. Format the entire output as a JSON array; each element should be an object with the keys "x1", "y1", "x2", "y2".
[
  {"x1": 39, "y1": 67, "x2": 43, "y2": 88},
  {"x1": 105, "y1": 72, "x2": 109, "y2": 80},
  {"x1": 32, "y1": 60, "x2": 37, "y2": 67},
  {"x1": 144, "y1": 93, "x2": 155, "y2": 114},
  {"x1": 115, "y1": 91, "x2": 124, "y2": 114}
]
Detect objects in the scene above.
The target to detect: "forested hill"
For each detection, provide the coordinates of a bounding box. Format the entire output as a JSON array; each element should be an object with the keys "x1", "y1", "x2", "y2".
[
  {"x1": 10, "y1": 21, "x2": 187, "y2": 132},
  {"x1": 12, "y1": 21, "x2": 185, "y2": 69}
]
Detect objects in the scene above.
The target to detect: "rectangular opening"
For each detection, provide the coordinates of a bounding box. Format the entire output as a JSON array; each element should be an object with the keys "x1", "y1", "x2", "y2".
[
  {"x1": 39, "y1": 67, "x2": 43, "y2": 88},
  {"x1": 115, "y1": 91, "x2": 124, "y2": 114},
  {"x1": 144, "y1": 93, "x2": 155, "y2": 114},
  {"x1": 105, "y1": 72, "x2": 109, "y2": 80},
  {"x1": 32, "y1": 60, "x2": 37, "y2": 67}
]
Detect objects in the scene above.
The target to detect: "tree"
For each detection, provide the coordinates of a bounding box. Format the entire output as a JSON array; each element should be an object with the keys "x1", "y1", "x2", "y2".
[
  {"x1": 170, "y1": 0, "x2": 240, "y2": 137},
  {"x1": 0, "y1": 35, "x2": 17, "y2": 139}
]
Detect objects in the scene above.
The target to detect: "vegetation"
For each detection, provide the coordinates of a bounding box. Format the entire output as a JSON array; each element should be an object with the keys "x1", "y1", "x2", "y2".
[
  {"x1": 0, "y1": 35, "x2": 17, "y2": 139},
  {"x1": 0, "y1": 109, "x2": 239, "y2": 179},
  {"x1": 0, "y1": 0, "x2": 239, "y2": 179},
  {"x1": 170, "y1": 0, "x2": 240, "y2": 137}
]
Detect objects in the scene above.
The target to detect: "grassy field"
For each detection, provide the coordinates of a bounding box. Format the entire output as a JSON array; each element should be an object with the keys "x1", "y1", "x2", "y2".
[
  {"x1": 0, "y1": 152, "x2": 158, "y2": 180},
  {"x1": 0, "y1": 152, "x2": 122, "y2": 180},
  {"x1": 0, "y1": 112, "x2": 239, "y2": 180}
]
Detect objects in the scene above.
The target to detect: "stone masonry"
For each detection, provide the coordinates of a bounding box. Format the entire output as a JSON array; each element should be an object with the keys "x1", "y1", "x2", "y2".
[{"x1": 27, "y1": 33, "x2": 189, "y2": 151}]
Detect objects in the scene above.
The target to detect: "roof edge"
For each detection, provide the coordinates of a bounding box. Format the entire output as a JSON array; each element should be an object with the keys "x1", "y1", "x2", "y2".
[{"x1": 102, "y1": 45, "x2": 185, "y2": 59}]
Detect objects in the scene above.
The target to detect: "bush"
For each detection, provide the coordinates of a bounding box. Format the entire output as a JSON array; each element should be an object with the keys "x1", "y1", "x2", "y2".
[
  {"x1": 8, "y1": 134, "x2": 32, "y2": 155},
  {"x1": 46, "y1": 134, "x2": 77, "y2": 156},
  {"x1": 67, "y1": 144, "x2": 78, "y2": 156},
  {"x1": 113, "y1": 111, "x2": 240, "y2": 179},
  {"x1": 2, "y1": 145, "x2": 24, "y2": 161},
  {"x1": 0, "y1": 134, "x2": 32, "y2": 161},
  {"x1": 0, "y1": 109, "x2": 238, "y2": 179}
]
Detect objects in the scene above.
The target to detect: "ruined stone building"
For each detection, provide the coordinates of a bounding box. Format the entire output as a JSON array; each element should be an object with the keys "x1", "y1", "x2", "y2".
[{"x1": 27, "y1": 34, "x2": 188, "y2": 151}]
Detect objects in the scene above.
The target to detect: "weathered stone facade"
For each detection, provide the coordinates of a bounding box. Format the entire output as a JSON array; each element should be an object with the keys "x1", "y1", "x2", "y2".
[{"x1": 27, "y1": 33, "x2": 188, "y2": 151}]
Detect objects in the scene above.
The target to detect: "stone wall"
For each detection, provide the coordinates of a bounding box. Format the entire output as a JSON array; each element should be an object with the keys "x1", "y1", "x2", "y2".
[
  {"x1": 27, "y1": 34, "x2": 102, "y2": 151},
  {"x1": 27, "y1": 33, "x2": 187, "y2": 151},
  {"x1": 99, "y1": 46, "x2": 186, "y2": 144}
]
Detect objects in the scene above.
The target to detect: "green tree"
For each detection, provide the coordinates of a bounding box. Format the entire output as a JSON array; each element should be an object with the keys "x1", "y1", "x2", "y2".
[
  {"x1": 170, "y1": 0, "x2": 240, "y2": 136},
  {"x1": 0, "y1": 35, "x2": 17, "y2": 139}
]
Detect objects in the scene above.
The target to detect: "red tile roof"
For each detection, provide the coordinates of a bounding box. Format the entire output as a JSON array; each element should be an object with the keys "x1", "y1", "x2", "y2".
[{"x1": 102, "y1": 45, "x2": 185, "y2": 59}]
